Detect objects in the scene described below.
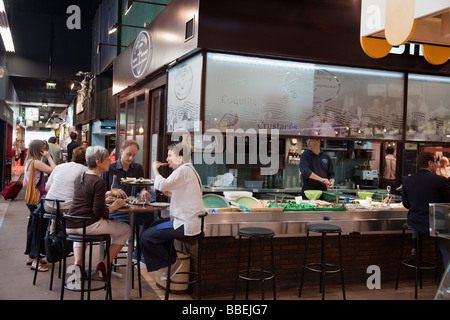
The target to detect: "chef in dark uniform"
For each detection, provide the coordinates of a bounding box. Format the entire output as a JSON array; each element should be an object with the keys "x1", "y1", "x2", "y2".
[{"x1": 299, "y1": 138, "x2": 335, "y2": 198}]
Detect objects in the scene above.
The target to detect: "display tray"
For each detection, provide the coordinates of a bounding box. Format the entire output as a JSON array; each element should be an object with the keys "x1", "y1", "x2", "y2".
[{"x1": 269, "y1": 202, "x2": 347, "y2": 211}]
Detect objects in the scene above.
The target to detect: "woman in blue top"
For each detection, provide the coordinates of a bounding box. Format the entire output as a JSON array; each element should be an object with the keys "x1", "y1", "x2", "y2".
[{"x1": 299, "y1": 138, "x2": 335, "y2": 198}]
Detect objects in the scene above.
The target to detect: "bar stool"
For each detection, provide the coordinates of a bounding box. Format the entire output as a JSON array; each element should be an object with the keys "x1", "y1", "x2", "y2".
[
  {"x1": 33, "y1": 198, "x2": 66, "y2": 290},
  {"x1": 60, "y1": 215, "x2": 112, "y2": 300},
  {"x1": 298, "y1": 223, "x2": 346, "y2": 300},
  {"x1": 395, "y1": 223, "x2": 440, "y2": 299},
  {"x1": 165, "y1": 212, "x2": 208, "y2": 300},
  {"x1": 112, "y1": 223, "x2": 142, "y2": 297},
  {"x1": 232, "y1": 227, "x2": 276, "y2": 300}
]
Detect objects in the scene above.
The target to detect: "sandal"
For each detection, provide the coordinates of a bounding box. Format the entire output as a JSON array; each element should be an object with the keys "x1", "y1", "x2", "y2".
[
  {"x1": 26, "y1": 258, "x2": 47, "y2": 265},
  {"x1": 30, "y1": 264, "x2": 49, "y2": 272}
]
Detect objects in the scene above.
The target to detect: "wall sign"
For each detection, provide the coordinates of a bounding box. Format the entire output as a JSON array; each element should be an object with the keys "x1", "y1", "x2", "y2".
[
  {"x1": 131, "y1": 31, "x2": 153, "y2": 79},
  {"x1": 166, "y1": 53, "x2": 202, "y2": 132}
]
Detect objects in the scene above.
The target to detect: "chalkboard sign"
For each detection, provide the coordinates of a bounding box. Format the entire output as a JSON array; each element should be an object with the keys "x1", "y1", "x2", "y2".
[{"x1": 402, "y1": 149, "x2": 418, "y2": 177}]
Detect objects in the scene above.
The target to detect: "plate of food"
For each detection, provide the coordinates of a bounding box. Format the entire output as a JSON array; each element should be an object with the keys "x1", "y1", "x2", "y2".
[
  {"x1": 121, "y1": 177, "x2": 154, "y2": 184},
  {"x1": 150, "y1": 202, "x2": 170, "y2": 207}
]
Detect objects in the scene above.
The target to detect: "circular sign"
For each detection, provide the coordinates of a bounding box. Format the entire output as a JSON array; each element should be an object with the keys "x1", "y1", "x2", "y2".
[
  {"x1": 174, "y1": 65, "x2": 193, "y2": 100},
  {"x1": 313, "y1": 69, "x2": 340, "y2": 103},
  {"x1": 131, "y1": 31, "x2": 152, "y2": 78}
]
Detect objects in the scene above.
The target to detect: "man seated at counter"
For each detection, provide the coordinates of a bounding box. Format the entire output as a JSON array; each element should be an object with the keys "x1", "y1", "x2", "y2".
[
  {"x1": 101, "y1": 140, "x2": 154, "y2": 226},
  {"x1": 402, "y1": 152, "x2": 450, "y2": 265},
  {"x1": 299, "y1": 138, "x2": 335, "y2": 198}
]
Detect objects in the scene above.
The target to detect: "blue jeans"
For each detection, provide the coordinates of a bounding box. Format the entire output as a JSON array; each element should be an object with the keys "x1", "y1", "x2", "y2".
[{"x1": 139, "y1": 218, "x2": 185, "y2": 272}]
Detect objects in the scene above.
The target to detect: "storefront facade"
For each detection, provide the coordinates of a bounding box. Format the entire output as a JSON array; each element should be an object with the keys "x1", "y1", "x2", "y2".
[{"x1": 113, "y1": 0, "x2": 450, "y2": 187}]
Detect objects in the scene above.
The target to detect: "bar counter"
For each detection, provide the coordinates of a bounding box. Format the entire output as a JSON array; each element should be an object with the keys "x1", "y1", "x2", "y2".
[
  {"x1": 177, "y1": 203, "x2": 442, "y2": 298},
  {"x1": 204, "y1": 207, "x2": 408, "y2": 237}
]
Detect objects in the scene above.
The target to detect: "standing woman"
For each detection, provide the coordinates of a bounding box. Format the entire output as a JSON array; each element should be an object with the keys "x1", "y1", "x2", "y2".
[{"x1": 23, "y1": 139, "x2": 56, "y2": 271}]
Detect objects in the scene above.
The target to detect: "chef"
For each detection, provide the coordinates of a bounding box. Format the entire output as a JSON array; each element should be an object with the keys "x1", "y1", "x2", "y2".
[{"x1": 299, "y1": 138, "x2": 335, "y2": 198}]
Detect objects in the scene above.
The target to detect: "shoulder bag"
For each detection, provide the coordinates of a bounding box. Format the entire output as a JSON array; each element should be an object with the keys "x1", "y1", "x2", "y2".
[{"x1": 25, "y1": 161, "x2": 41, "y2": 206}]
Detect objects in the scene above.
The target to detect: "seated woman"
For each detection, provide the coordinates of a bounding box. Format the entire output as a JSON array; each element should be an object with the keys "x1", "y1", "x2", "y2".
[
  {"x1": 140, "y1": 143, "x2": 204, "y2": 280},
  {"x1": 66, "y1": 146, "x2": 131, "y2": 280},
  {"x1": 44, "y1": 146, "x2": 88, "y2": 215}
]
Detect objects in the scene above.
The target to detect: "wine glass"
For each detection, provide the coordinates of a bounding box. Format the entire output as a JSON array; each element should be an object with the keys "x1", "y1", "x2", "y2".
[{"x1": 386, "y1": 185, "x2": 391, "y2": 194}]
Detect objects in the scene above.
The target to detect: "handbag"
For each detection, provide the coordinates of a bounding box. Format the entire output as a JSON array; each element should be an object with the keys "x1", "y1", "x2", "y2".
[
  {"x1": 25, "y1": 161, "x2": 41, "y2": 206},
  {"x1": 43, "y1": 201, "x2": 73, "y2": 263}
]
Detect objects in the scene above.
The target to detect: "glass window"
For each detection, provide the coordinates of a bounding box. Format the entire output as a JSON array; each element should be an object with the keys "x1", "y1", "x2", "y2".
[
  {"x1": 127, "y1": 99, "x2": 135, "y2": 140},
  {"x1": 204, "y1": 53, "x2": 404, "y2": 140},
  {"x1": 406, "y1": 74, "x2": 450, "y2": 142},
  {"x1": 118, "y1": 102, "x2": 126, "y2": 151},
  {"x1": 135, "y1": 95, "x2": 145, "y2": 164}
]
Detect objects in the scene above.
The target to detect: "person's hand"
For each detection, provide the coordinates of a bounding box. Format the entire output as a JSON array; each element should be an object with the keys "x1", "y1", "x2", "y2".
[
  {"x1": 163, "y1": 191, "x2": 172, "y2": 197},
  {"x1": 105, "y1": 196, "x2": 116, "y2": 204},
  {"x1": 41, "y1": 150, "x2": 50, "y2": 159},
  {"x1": 152, "y1": 161, "x2": 164, "y2": 171},
  {"x1": 140, "y1": 189, "x2": 151, "y2": 200},
  {"x1": 327, "y1": 179, "x2": 335, "y2": 188},
  {"x1": 117, "y1": 189, "x2": 127, "y2": 199},
  {"x1": 111, "y1": 198, "x2": 126, "y2": 210}
]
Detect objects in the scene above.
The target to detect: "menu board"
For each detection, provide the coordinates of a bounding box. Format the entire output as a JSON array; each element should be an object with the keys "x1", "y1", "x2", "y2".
[
  {"x1": 166, "y1": 53, "x2": 202, "y2": 132},
  {"x1": 204, "y1": 53, "x2": 405, "y2": 139}
]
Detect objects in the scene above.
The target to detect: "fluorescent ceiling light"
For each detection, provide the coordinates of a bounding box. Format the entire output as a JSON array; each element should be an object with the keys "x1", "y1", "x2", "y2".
[{"x1": 0, "y1": 0, "x2": 14, "y2": 52}]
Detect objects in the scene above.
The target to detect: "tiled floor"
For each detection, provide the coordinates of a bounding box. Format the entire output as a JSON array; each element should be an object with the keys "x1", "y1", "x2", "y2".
[{"x1": 0, "y1": 171, "x2": 440, "y2": 301}]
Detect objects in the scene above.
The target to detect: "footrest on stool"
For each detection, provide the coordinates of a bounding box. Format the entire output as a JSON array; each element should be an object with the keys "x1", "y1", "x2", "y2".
[
  {"x1": 305, "y1": 262, "x2": 342, "y2": 274},
  {"x1": 237, "y1": 269, "x2": 275, "y2": 282}
]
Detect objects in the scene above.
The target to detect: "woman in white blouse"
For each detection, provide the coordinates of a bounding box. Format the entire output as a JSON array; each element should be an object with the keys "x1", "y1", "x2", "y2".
[{"x1": 140, "y1": 143, "x2": 204, "y2": 280}]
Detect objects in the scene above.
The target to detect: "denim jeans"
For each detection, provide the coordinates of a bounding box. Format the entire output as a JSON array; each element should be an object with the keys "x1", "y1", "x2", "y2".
[{"x1": 139, "y1": 217, "x2": 185, "y2": 272}]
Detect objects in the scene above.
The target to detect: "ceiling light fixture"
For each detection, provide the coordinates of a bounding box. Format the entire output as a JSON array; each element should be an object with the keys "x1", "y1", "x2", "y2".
[
  {"x1": 108, "y1": 22, "x2": 146, "y2": 34},
  {"x1": 124, "y1": 0, "x2": 167, "y2": 16},
  {"x1": 0, "y1": 0, "x2": 14, "y2": 52}
]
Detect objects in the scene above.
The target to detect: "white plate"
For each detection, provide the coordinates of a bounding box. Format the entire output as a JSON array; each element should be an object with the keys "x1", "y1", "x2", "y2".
[
  {"x1": 221, "y1": 173, "x2": 234, "y2": 187},
  {"x1": 150, "y1": 202, "x2": 170, "y2": 207}
]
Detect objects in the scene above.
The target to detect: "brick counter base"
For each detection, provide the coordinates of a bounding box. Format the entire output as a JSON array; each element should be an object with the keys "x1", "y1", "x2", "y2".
[{"x1": 176, "y1": 233, "x2": 441, "y2": 298}]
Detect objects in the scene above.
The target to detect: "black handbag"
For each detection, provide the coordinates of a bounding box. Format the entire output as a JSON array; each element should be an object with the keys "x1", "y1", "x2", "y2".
[
  {"x1": 43, "y1": 201, "x2": 73, "y2": 263},
  {"x1": 44, "y1": 229, "x2": 71, "y2": 263}
]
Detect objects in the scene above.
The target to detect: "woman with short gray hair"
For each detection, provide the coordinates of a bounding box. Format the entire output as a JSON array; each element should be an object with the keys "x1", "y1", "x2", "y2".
[{"x1": 67, "y1": 146, "x2": 131, "y2": 280}]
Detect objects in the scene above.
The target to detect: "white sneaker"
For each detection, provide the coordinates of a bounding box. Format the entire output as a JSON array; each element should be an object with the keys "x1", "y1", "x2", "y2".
[{"x1": 160, "y1": 258, "x2": 183, "y2": 281}]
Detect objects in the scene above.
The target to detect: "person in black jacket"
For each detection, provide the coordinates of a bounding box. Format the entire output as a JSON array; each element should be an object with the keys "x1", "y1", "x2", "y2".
[
  {"x1": 402, "y1": 152, "x2": 450, "y2": 266},
  {"x1": 67, "y1": 131, "x2": 79, "y2": 162},
  {"x1": 299, "y1": 138, "x2": 335, "y2": 198}
]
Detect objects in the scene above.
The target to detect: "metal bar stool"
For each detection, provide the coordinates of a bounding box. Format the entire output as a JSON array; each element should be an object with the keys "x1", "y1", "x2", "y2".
[
  {"x1": 165, "y1": 212, "x2": 208, "y2": 300},
  {"x1": 232, "y1": 227, "x2": 276, "y2": 300},
  {"x1": 395, "y1": 223, "x2": 440, "y2": 299},
  {"x1": 112, "y1": 222, "x2": 142, "y2": 297},
  {"x1": 33, "y1": 198, "x2": 66, "y2": 290},
  {"x1": 298, "y1": 223, "x2": 346, "y2": 300},
  {"x1": 60, "y1": 215, "x2": 112, "y2": 300}
]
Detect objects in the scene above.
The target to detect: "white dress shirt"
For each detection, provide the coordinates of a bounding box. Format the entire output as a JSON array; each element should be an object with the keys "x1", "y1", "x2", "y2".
[{"x1": 154, "y1": 163, "x2": 204, "y2": 236}]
